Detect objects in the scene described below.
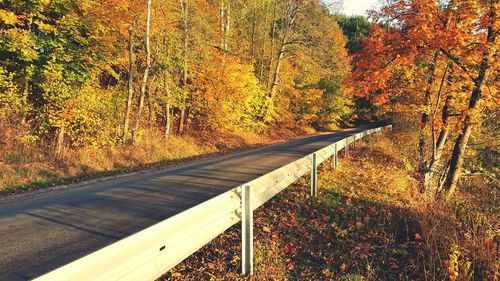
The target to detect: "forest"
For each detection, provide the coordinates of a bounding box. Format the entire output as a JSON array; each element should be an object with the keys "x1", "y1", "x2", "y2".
[
  {"x1": 0, "y1": 0, "x2": 498, "y2": 279},
  {"x1": 0, "y1": 0, "x2": 357, "y2": 190},
  {"x1": 0, "y1": 0, "x2": 352, "y2": 147},
  {"x1": 1, "y1": 0, "x2": 496, "y2": 198}
]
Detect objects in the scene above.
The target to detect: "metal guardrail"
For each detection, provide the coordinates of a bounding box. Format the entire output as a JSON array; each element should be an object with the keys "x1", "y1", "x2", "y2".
[{"x1": 35, "y1": 125, "x2": 392, "y2": 281}]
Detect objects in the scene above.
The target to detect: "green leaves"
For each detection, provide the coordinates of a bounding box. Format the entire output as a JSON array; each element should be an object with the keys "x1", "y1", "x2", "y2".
[{"x1": 337, "y1": 15, "x2": 373, "y2": 55}]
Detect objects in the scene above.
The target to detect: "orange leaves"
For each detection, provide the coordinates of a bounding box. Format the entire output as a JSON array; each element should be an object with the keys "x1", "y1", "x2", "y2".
[
  {"x1": 414, "y1": 233, "x2": 422, "y2": 241},
  {"x1": 0, "y1": 9, "x2": 19, "y2": 25},
  {"x1": 321, "y1": 268, "x2": 331, "y2": 277},
  {"x1": 349, "y1": 24, "x2": 415, "y2": 105},
  {"x1": 339, "y1": 263, "x2": 347, "y2": 272},
  {"x1": 350, "y1": 0, "x2": 498, "y2": 138}
]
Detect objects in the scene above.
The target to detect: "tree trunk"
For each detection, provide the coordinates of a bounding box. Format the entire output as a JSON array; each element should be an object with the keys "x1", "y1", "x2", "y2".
[
  {"x1": 250, "y1": 0, "x2": 256, "y2": 60},
  {"x1": 441, "y1": 4, "x2": 496, "y2": 199},
  {"x1": 418, "y1": 53, "x2": 438, "y2": 177},
  {"x1": 164, "y1": 73, "x2": 172, "y2": 138},
  {"x1": 258, "y1": 0, "x2": 270, "y2": 82},
  {"x1": 164, "y1": 105, "x2": 171, "y2": 138},
  {"x1": 224, "y1": 2, "x2": 230, "y2": 51},
  {"x1": 147, "y1": 78, "x2": 156, "y2": 128},
  {"x1": 268, "y1": 32, "x2": 287, "y2": 100},
  {"x1": 423, "y1": 65, "x2": 451, "y2": 189},
  {"x1": 420, "y1": 4, "x2": 453, "y2": 180},
  {"x1": 425, "y1": 95, "x2": 451, "y2": 189},
  {"x1": 431, "y1": 63, "x2": 449, "y2": 158},
  {"x1": 133, "y1": 0, "x2": 152, "y2": 141},
  {"x1": 267, "y1": 0, "x2": 302, "y2": 100},
  {"x1": 53, "y1": 126, "x2": 65, "y2": 157},
  {"x1": 179, "y1": 0, "x2": 189, "y2": 134},
  {"x1": 184, "y1": 107, "x2": 191, "y2": 131},
  {"x1": 123, "y1": 21, "x2": 136, "y2": 140},
  {"x1": 266, "y1": 0, "x2": 277, "y2": 90},
  {"x1": 220, "y1": 0, "x2": 225, "y2": 49}
]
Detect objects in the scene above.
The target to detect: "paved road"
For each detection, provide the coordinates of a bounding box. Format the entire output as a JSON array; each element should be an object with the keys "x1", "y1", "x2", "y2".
[{"x1": 0, "y1": 125, "x2": 377, "y2": 280}]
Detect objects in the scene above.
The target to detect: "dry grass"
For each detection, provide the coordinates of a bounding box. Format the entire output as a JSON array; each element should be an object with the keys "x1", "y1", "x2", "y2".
[
  {"x1": 0, "y1": 133, "x2": 213, "y2": 195},
  {"x1": 0, "y1": 127, "x2": 316, "y2": 196},
  {"x1": 367, "y1": 133, "x2": 499, "y2": 281},
  {"x1": 369, "y1": 132, "x2": 499, "y2": 281}
]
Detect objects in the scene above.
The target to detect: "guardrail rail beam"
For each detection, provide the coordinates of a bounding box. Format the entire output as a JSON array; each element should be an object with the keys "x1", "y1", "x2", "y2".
[{"x1": 33, "y1": 125, "x2": 392, "y2": 281}]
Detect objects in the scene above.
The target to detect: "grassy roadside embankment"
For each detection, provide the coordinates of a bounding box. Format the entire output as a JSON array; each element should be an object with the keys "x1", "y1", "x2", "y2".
[
  {"x1": 0, "y1": 128, "x2": 315, "y2": 196},
  {"x1": 163, "y1": 132, "x2": 498, "y2": 280}
]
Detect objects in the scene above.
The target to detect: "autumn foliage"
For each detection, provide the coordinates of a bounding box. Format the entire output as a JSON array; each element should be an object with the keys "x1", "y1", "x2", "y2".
[
  {"x1": 0, "y1": 0, "x2": 352, "y2": 151},
  {"x1": 0, "y1": 0, "x2": 356, "y2": 192},
  {"x1": 350, "y1": 0, "x2": 498, "y2": 199},
  {"x1": 0, "y1": 1, "x2": 498, "y2": 279}
]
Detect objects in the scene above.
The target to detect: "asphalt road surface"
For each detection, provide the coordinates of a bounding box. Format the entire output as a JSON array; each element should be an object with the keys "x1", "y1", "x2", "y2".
[{"x1": 0, "y1": 125, "x2": 379, "y2": 280}]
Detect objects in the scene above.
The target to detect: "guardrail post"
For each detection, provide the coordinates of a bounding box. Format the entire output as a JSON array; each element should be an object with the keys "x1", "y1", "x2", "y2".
[
  {"x1": 331, "y1": 143, "x2": 338, "y2": 169},
  {"x1": 311, "y1": 153, "x2": 317, "y2": 197},
  {"x1": 345, "y1": 139, "x2": 349, "y2": 158},
  {"x1": 241, "y1": 185, "x2": 253, "y2": 276},
  {"x1": 352, "y1": 135, "x2": 356, "y2": 150}
]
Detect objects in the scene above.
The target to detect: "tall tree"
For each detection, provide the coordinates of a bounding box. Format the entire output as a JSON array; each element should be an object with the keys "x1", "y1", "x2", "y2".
[
  {"x1": 132, "y1": 0, "x2": 152, "y2": 141},
  {"x1": 178, "y1": 0, "x2": 189, "y2": 134},
  {"x1": 336, "y1": 15, "x2": 372, "y2": 55},
  {"x1": 441, "y1": 1, "x2": 497, "y2": 199},
  {"x1": 123, "y1": 19, "x2": 136, "y2": 140},
  {"x1": 350, "y1": 0, "x2": 498, "y2": 199},
  {"x1": 268, "y1": 0, "x2": 309, "y2": 100}
]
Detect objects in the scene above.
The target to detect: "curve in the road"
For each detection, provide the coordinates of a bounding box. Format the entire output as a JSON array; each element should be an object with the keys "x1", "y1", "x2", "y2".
[{"x1": 0, "y1": 125, "x2": 377, "y2": 280}]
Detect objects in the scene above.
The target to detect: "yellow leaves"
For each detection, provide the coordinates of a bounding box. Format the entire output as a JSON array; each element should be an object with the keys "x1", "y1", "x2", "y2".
[
  {"x1": 36, "y1": 21, "x2": 57, "y2": 33},
  {"x1": 0, "y1": 9, "x2": 19, "y2": 25},
  {"x1": 170, "y1": 271, "x2": 182, "y2": 277},
  {"x1": 447, "y1": 246, "x2": 460, "y2": 281},
  {"x1": 191, "y1": 53, "x2": 271, "y2": 132}
]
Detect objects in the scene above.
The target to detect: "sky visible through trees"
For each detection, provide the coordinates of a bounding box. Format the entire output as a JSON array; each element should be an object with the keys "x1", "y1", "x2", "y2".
[{"x1": 343, "y1": 0, "x2": 379, "y2": 15}]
